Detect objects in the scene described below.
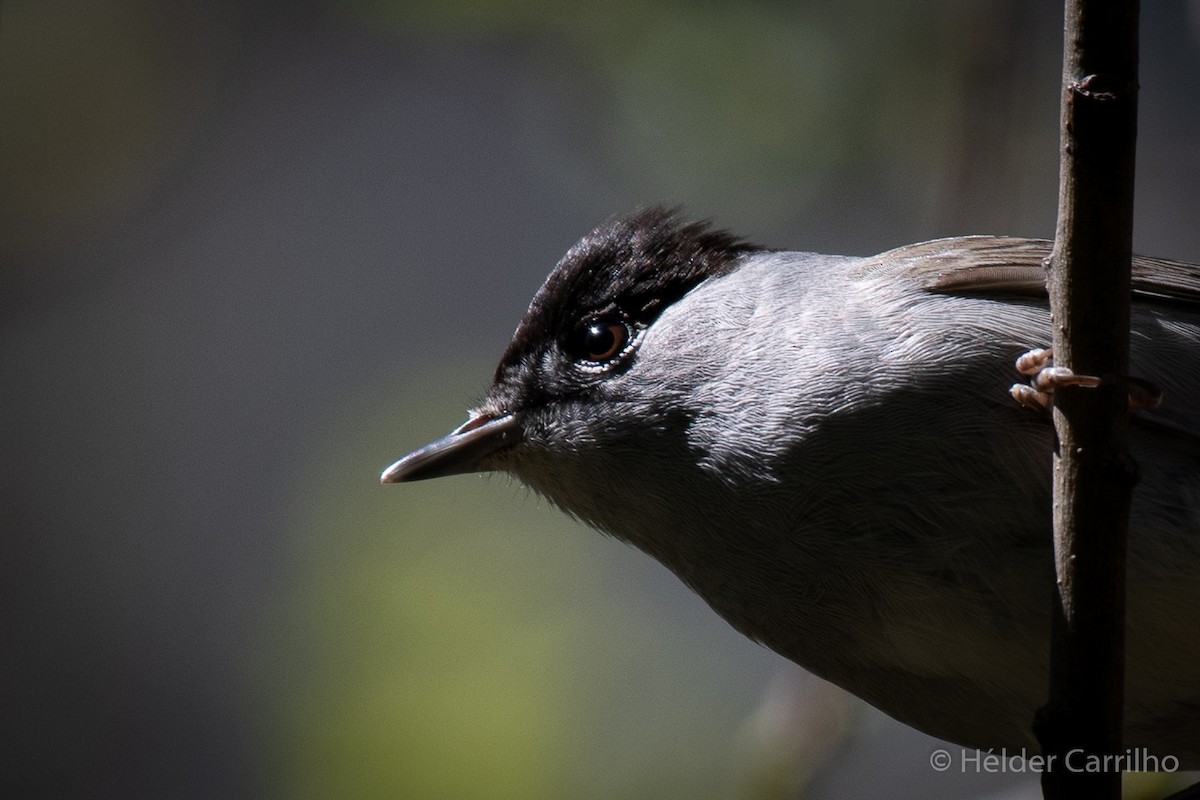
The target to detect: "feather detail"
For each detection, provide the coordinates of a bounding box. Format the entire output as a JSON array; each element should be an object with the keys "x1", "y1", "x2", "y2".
[{"x1": 855, "y1": 235, "x2": 1200, "y2": 308}]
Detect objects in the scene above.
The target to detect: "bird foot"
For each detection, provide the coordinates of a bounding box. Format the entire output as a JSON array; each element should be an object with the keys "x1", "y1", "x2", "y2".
[{"x1": 1009, "y1": 347, "x2": 1161, "y2": 413}]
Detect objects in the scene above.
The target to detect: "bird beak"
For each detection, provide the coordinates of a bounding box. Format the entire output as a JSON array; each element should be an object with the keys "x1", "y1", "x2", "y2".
[{"x1": 380, "y1": 412, "x2": 523, "y2": 484}]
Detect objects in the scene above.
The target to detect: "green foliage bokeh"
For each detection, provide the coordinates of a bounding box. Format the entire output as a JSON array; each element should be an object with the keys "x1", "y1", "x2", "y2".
[{"x1": 270, "y1": 365, "x2": 774, "y2": 799}]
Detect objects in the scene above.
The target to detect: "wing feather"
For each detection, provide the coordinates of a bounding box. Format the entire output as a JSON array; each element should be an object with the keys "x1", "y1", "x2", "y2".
[
  {"x1": 856, "y1": 235, "x2": 1200, "y2": 307},
  {"x1": 855, "y1": 236, "x2": 1200, "y2": 443}
]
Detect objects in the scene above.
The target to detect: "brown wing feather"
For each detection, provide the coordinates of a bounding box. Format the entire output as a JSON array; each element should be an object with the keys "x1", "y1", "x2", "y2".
[
  {"x1": 856, "y1": 236, "x2": 1200, "y2": 443},
  {"x1": 861, "y1": 235, "x2": 1200, "y2": 307}
]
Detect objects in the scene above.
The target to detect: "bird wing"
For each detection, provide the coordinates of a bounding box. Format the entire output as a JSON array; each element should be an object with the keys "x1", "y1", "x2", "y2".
[
  {"x1": 860, "y1": 235, "x2": 1200, "y2": 443},
  {"x1": 862, "y1": 235, "x2": 1200, "y2": 307}
]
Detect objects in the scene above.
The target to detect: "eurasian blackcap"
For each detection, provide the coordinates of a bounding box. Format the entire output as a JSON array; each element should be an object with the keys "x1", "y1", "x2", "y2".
[{"x1": 382, "y1": 208, "x2": 1200, "y2": 763}]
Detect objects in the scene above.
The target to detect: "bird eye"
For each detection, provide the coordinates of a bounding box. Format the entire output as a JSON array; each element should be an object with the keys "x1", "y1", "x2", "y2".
[{"x1": 576, "y1": 320, "x2": 630, "y2": 363}]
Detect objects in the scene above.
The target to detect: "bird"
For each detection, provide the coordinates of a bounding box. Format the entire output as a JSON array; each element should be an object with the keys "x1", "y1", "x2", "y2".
[{"x1": 382, "y1": 206, "x2": 1200, "y2": 765}]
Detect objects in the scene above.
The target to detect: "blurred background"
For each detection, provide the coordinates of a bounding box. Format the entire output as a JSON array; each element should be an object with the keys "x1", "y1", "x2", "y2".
[{"x1": 3, "y1": 1, "x2": 1199, "y2": 798}]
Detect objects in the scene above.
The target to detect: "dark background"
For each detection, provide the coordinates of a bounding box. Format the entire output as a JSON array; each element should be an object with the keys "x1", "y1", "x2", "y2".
[{"x1": 3, "y1": 2, "x2": 1198, "y2": 798}]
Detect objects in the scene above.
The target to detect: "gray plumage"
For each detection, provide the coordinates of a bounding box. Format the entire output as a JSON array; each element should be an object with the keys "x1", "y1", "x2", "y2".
[{"x1": 383, "y1": 208, "x2": 1200, "y2": 763}]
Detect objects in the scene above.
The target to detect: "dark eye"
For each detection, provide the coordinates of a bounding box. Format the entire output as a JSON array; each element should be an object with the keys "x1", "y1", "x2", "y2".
[{"x1": 577, "y1": 320, "x2": 630, "y2": 362}]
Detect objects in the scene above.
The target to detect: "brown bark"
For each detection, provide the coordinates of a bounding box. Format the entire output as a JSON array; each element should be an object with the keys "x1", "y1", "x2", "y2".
[{"x1": 1036, "y1": 2, "x2": 1139, "y2": 799}]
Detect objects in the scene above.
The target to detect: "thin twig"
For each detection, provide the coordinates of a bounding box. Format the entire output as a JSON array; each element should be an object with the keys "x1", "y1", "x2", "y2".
[{"x1": 1036, "y1": 2, "x2": 1139, "y2": 799}]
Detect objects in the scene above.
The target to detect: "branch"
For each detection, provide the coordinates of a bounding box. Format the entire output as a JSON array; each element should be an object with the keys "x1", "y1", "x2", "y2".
[{"x1": 1036, "y1": 2, "x2": 1139, "y2": 799}]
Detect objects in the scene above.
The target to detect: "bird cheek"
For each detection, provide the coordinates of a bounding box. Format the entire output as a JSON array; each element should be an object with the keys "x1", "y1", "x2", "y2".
[{"x1": 512, "y1": 407, "x2": 583, "y2": 457}]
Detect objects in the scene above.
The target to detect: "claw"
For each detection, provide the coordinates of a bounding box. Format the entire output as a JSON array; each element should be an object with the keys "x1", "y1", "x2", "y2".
[
  {"x1": 1011, "y1": 347, "x2": 1162, "y2": 413},
  {"x1": 1015, "y1": 348, "x2": 1054, "y2": 376},
  {"x1": 1011, "y1": 383, "x2": 1051, "y2": 412},
  {"x1": 1030, "y1": 365, "x2": 1101, "y2": 393}
]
